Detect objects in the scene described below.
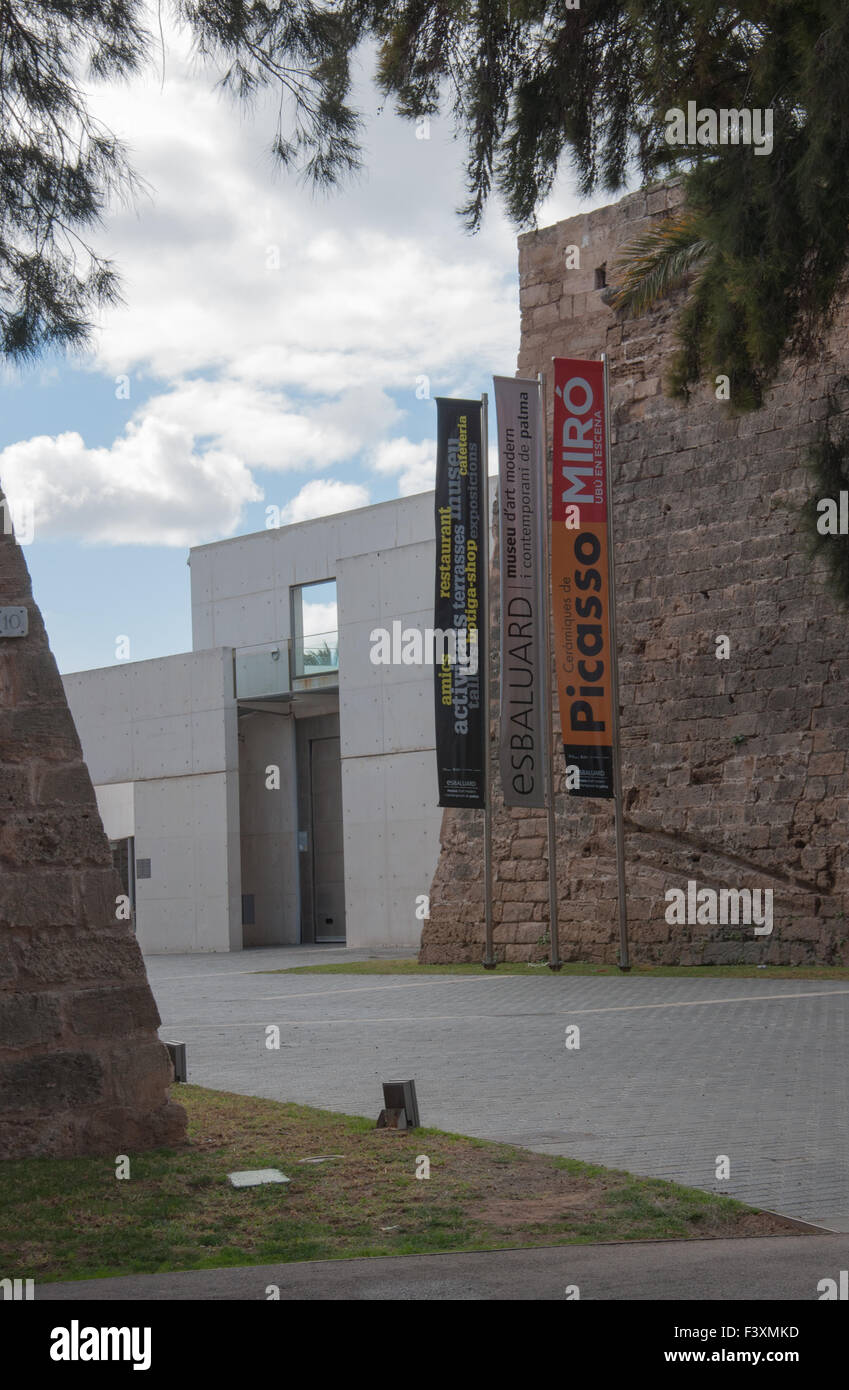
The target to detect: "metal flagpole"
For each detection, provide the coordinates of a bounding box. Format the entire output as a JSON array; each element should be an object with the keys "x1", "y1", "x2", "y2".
[
  {"x1": 538, "y1": 371, "x2": 561, "y2": 971},
  {"x1": 600, "y1": 354, "x2": 630, "y2": 972},
  {"x1": 481, "y1": 392, "x2": 496, "y2": 969}
]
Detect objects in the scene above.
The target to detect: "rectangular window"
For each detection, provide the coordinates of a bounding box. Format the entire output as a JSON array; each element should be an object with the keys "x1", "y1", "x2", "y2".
[
  {"x1": 110, "y1": 837, "x2": 136, "y2": 930},
  {"x1": 291, "y1": 579, "x2": 338, "y2": 678}
]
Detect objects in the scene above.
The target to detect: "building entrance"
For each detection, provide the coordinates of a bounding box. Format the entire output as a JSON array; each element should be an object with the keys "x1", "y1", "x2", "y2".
[
  {"x1": 310, "y1": 735, "x2": 346, "y2": 943},
  {"x1": 295, "y1": 710, "x2": 346, "y2": 944}
]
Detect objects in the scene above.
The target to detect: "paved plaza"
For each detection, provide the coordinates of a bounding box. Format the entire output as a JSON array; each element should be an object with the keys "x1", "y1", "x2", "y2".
[{"x1": 148, "y1": 949, "x2": 849, "y2": 1232}]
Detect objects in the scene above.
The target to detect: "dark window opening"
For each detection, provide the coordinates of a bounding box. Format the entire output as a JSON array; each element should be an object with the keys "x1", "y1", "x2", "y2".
[{"x1": 110, "y1": 837, "x2": 136, "y2": 931}]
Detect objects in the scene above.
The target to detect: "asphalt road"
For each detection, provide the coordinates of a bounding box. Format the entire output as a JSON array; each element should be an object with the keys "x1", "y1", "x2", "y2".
[{"x1": 36, "y1": 1234, "x2": 849, "y2": 1301}]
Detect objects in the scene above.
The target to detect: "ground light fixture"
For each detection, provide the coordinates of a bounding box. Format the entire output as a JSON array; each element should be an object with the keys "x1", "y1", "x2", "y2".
[
  {"x1": 165, "y1": 1041, "x2": 187, "y2": 1083},
  {"x1": 376, "y1": 1079, "x2": 420, "y2": 1130}
]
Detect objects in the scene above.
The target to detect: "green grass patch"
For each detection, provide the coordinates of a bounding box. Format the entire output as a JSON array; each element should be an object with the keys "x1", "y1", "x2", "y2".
[
  {"x1": 0, "y1": 1086, "x2": 803, "y2": 1285},
  {"x1": 257, "y1": 959, "x2": 849, "y2": 979}
]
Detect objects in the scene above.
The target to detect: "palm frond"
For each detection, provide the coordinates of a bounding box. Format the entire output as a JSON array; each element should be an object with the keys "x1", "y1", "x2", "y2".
[{"x1": 609, "y1": 215, "x2": 714, "y2": 318}]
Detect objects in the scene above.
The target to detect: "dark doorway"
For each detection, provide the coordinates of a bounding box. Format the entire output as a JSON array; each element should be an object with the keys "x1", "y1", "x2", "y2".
[
  {"x1": 296, "y1": 711, "x2": 346, "y2": 943},
  {"x1": 310, "y1": 735, "x2": 345, "y2": 943}
]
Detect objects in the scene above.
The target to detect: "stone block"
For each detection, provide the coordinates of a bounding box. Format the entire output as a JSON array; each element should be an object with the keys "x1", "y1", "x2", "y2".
[
  {"x1": 69, "y1": 986, "x2": 161, "y2": 1039},
  {"x1": 513, "y1": 838, "x2": 545, "y2": 859},
  {"x1": 0, "y1": 1051, "x2": 105, "y2": 1113},
  {"x1": 0, "y1": 993, "x2": 63, "y2": 1050}
]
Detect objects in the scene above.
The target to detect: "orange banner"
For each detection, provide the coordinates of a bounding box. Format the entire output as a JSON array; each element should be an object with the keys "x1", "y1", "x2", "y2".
[{"x1": 551, "y1": 358, "x2": 614, "y2": 798}]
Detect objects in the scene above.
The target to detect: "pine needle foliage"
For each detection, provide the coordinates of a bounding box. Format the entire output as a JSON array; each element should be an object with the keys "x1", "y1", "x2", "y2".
[
  {"x1": 5, "y1": 0, "x2": 849, "y2": 417},
  {"x1": 0, "y1": 0, "x2": 362, "y2": 360},
  {"x1": 0, "y1": 0, "x2": 150, "y2": 359},
  {"x1": 352, "y1": 0, "x2": 849, "y2": 407}
]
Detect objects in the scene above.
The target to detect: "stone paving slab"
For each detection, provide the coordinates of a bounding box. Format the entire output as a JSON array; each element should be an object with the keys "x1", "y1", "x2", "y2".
[{"x1": 148, "y1": 952, "x2": 849, "y2": 1231}]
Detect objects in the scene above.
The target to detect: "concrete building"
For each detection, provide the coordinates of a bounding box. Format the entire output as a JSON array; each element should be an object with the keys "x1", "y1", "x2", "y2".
[{"x1": 63, "y1": 493, "x2": 443, "y2": 954}]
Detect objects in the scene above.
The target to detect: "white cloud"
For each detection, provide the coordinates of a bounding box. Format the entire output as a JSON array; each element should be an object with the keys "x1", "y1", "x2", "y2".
[
  {"x1": 397, "y1": 458, "x2": 437, "y2": 497},
  {"x1": 2, "y1": 15, "x2": 615, "y2": 553},
  {"x1": 371, "y1": 433, "x2": 496, "y2": 497},
  {"x1": 142, "y1": 378, "x2": 401, "y2": 471},
  {"x1": 371, "y1": 436, "x2": 436, "y2": 496},
  {"x1": 81, "y1": 27, "x2": 521, "y2": 394},
  {"x1": 0, "y1": 374, "x2": 406, "y2": 547},
  {"x1": 279, "y1": 478, "x2": 370, "y2": 525},
  {"x1": 300, "y1": 600, "x2": 338, "y2": 639},
  {"x1": 0, "y1": 417, "x2": 260, "y2": 546}
]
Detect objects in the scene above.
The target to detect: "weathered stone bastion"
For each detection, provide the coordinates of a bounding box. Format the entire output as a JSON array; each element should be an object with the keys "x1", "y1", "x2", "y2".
[
  {"x1": 420, "y1": 181, "x2": 849, "y2": 966},
  {"x1": 0, "y1": 489, "x2": 187, "y2": 1157}
]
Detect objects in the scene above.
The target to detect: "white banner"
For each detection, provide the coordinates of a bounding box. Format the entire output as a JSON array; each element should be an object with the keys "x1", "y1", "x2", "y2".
[{"x1": 494, "y1": 376, "x2": 546, "y2": 809}]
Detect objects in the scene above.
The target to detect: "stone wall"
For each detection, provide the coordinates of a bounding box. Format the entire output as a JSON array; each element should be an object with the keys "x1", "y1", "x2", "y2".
[
  {"x1": 420, "y1": 181, "x2": 849, "y2": 966},
  {"x1": 0, "y1": 489, "x2": 187, "y2": 1157}
]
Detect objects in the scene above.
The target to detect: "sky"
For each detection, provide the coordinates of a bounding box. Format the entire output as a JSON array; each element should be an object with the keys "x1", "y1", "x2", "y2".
[{"x1": 0, "y1": 10, "x2": 612, "y2": 675}]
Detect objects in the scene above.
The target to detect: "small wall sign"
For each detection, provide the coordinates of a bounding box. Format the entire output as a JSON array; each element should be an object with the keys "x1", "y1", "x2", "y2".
[{"x1": 0, "y1": 607, "x2": 28, "y2": 637}]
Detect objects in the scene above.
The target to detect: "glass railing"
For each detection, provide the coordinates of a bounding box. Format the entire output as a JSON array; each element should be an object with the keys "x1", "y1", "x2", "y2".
[
  {"x1": 234, "y1": 631, "x2": 340, "y2": 697},
  {"x1": 292, "y1": 629, "x2": 339, "y2": 679},
  {"x1": 234, "y1": 645, "x2": 291, "y2": 699}
]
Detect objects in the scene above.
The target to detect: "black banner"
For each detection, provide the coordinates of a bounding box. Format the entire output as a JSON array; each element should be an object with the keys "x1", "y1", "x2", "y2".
[{"x1": 434, "y1": 397, "x2": 486, "y2": 808}]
